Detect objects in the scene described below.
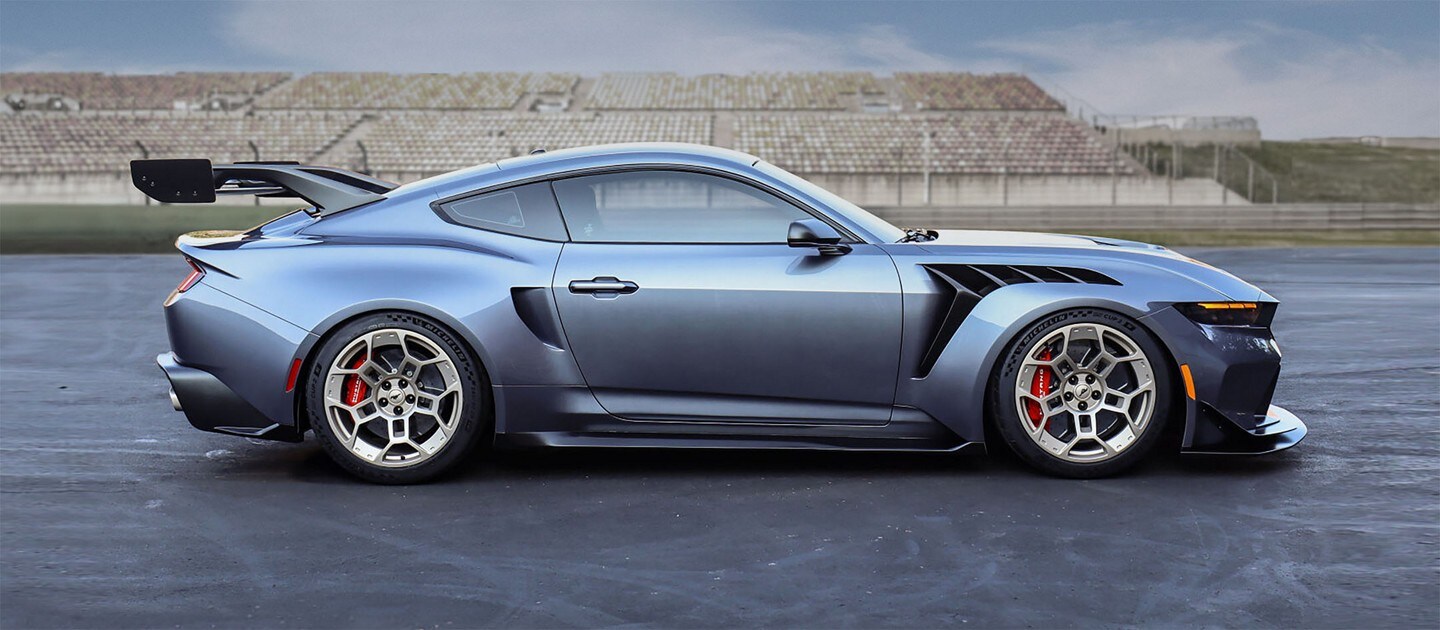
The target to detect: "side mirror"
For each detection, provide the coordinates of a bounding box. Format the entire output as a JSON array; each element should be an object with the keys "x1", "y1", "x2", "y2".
[{"x1": 787, "y1": 219, "x2": 851, "y2": 255}]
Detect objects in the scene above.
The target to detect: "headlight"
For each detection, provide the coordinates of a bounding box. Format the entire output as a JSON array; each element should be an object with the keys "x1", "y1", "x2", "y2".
[{"x1": 1176, "y1": 302, "x2": 1275, "y2": 327}]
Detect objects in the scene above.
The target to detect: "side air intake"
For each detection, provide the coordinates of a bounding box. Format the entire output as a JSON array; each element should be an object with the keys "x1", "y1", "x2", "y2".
[{"x1": 914, "y1": 264, "x2": 1121, "y2": 377}]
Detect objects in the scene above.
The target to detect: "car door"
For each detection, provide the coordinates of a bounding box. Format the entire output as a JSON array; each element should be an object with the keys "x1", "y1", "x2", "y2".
[{"x1": 549, "y1": 168, "x2": 903, "y2": 425}]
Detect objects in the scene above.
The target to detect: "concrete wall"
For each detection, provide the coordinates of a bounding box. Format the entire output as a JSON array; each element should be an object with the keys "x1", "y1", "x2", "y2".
[
  {"x1": 2, "y1": 171, "x2": 1244, "y2": 207},
  {"x1": 1300, "y1": 137, "x2": 1440, "y2": 151},
  {"x1": 1093, "y1": 127, "x2": 1262, "y2": 148},
  {"x1": 801, "y1": 174, "x2": 1242, "y2": 207},
  {"x1": 0, "y1": 173, "x2": 296, "y2": 206},
  {"x1": 867, "y1": 203, "x2": 1440, "y2": 232}
]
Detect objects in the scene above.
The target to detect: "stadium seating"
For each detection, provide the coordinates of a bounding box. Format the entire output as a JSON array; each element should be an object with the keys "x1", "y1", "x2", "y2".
[
  {"x1": 587, "y1": 73, "x2": 882, "y2": 110},
  {"x1": 0, "y1": 72, "x2": 1132, "y2": 182},
  {"x1": 734, "y1": 114, "x2": 1127, "y2": 174},
  {"x1": 0, "y1": 113, "x2": 359, "y2": 174},
  {"x1": 0, "y1": 72, "x2": 290, "y2": 110},
  {"x1": 346, "y1": 112, "x2": 713, "y2": 172},
  {"x1": 896, "y1": 73, "x2": 1062, "y2": 111},
  {"x1": 254, "y1": 73, "x2": 579, "y2": 110}
]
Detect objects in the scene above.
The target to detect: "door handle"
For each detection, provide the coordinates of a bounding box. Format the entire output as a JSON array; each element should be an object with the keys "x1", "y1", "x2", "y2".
[{"x1": 569, "y1": 277, "x2": 639, "y2": 295}]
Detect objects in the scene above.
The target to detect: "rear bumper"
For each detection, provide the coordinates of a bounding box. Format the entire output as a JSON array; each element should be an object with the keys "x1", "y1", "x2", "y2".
[{"x1": 157, "y1": 352, "x2": 302, "y2": 442}]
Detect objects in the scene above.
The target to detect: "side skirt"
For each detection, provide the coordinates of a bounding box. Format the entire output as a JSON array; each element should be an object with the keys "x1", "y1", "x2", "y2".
[{"x1": 494, "y1": 385, "x2": 980, "y2": 453}]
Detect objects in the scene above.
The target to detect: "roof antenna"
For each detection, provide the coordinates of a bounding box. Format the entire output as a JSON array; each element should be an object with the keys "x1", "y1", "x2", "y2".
[{"x1": 530, "y1": 148, "x2": 547, "y2": 155}]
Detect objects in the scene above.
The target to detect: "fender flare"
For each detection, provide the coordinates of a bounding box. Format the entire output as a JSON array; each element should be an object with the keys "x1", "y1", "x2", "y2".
[
  {"x1": 287, "y1": 299, "x2": 497, "y2": 433},
  {"x1": 903, "y1": 283, "x2": 1196, "y2": 445}
]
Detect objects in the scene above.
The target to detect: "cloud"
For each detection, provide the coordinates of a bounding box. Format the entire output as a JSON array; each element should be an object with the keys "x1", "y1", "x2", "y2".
[
  {"x1": 984, "y1": 22, "x2": 1440, "y2": 139},
  {"x1": 222, "y1": 0, "x2": 962, "y2": 74},
  {"x1": 187, "y1": 2, "x2": 1440, "y2": 138}
]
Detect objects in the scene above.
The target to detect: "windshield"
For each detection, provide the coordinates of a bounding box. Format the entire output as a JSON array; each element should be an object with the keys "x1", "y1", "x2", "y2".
[{"x1": 753, "y1": 161, "x2": 906, "y2": 243}]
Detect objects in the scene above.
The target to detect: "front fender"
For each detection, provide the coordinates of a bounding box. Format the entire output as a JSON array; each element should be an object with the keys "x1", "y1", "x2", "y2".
[{"x1": 896, "y1": 280, "x2": 1229, "y2": 444}]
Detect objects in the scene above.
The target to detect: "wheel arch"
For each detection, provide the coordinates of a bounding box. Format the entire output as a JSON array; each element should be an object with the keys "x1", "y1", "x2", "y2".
[
  {"x1": 290, "y1": 301, "x2": 495, "y2": 434},
  {"x1": 902, "y1": 283, "x2": 1184, "y2": 445},
  {"x1": 976, "y1": 304, "x2": 1186, "y2": 446}
]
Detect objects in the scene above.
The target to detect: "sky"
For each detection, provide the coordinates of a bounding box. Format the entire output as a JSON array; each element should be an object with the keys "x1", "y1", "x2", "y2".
[{"x1": 1, "y1": 0, "x2": 1437, "y2": 139}]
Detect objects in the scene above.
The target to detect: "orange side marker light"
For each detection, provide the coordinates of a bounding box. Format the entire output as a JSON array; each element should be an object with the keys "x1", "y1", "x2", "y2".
[{"x1": 1179, "y1": 364, "x2": 1197, "y2": 400}]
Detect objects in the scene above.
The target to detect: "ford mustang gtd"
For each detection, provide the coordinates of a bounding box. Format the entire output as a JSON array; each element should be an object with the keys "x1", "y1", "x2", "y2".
[{"x1": 135, "y1": 143, "x2": 1305, "y2": 483}]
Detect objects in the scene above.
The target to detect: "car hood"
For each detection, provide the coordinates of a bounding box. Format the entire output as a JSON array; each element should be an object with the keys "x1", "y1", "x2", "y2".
[
  {"x1": 922, "y1": 229, "x2": 1166, "y2": 251},
  {"x1": 913, "y1": 230, "x2": 1274, "y2": 303}
]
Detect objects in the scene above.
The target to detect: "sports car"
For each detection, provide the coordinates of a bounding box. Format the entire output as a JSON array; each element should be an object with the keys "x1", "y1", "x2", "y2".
[{"x1": 135, "y1": 143, "x2": 1306, "y2": 483}]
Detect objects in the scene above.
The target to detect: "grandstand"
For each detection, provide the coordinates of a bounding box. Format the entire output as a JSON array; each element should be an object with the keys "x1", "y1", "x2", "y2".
[
  {"x1": 0, "y1": 112, "x2": 360, "y2": 174},
  {"x1": 344, "y1": 112, "x2": 711, "y2": 174},
  {"x1": 255, "y1": 72, "x2": 579, "y2": 110},
  {"x1": 896, "y1": 73, "x2": 1062, "y2": 111},
  {"x1": 0, "y1": 70, "x2": 1243, "y2": 206},
  {"x1": 0, "y1": 72, "x2": 289, "y2": 111},
  {"x1": 587, "y1": 72, "x2": 882, "y2": 110}
]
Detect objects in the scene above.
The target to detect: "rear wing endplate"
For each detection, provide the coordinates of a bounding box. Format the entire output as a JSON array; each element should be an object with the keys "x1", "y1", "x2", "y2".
[{"x1": 130, "y1": 159, "x2": 396, "y2": 216}]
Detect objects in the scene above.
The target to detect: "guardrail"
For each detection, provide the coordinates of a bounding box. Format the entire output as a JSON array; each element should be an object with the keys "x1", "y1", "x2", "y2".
[{"x1": 868, "y1": 203, "x2": 1440, "y2": 232}]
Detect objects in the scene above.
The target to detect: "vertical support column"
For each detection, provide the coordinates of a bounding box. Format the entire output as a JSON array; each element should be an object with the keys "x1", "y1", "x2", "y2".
[
  {"x1": 1220, "y1": 147, "x2": 1228, "y2": 206},
  {"x1": 1110, "y1": 130, "x2": 1119, "y2": 206},
  {"x1": 1248, "y1": 161, "x2": 1255, "y2": 202},
  {"x1": 891, "y1": 146, "x2": 903, "y2": 207},
  {"x1": 1169, "y1": 138, "x2": 1177, "y2": 206},
  {"x1": 923, "y1": 129, "x2": 933, "y2": 206},
  {"x1": 1001, "y1": 138, "x2": 1011, "y2": 207}
]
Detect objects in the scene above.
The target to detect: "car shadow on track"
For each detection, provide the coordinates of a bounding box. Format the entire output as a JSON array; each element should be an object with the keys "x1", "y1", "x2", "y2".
[{"x1": 213, "y1": 436, "x2": 1307, "y2": 486}]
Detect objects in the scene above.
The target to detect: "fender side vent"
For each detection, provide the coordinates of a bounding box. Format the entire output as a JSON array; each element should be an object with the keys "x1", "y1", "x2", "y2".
[{"x1": 915, "y1": 264, "x2": 1121, "y2": 377}]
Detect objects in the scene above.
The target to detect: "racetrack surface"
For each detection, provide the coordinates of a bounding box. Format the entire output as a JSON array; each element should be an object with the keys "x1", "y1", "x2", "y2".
[{"x1": 1, "y1": 248, "x2": 1436, "y2": 628}]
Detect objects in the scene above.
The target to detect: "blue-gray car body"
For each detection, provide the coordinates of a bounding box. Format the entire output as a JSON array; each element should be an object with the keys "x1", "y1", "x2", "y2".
[{"x1": 152, "y1": 143, "x2": 1305, "y2": 457}]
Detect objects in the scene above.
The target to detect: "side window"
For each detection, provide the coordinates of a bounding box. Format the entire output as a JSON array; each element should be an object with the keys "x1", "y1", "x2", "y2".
[
  {"x1": 551, "y1": 170, "x2": 812, "y2": 243},
  {"x1": 436, "y1": 181, "x2": 569, "y2": 241}
]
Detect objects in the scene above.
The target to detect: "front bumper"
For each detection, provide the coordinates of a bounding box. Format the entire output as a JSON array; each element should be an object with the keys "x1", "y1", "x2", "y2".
[
  {"x1": 1185, "y1": 403, "x2": 1308, "y2": 455},
  {"x1": 1144, "y1": 306, "x2": 1307, "y2": 455},
  {"x1": 157, "y1": 352, "x2": 302, "y2": 442}
]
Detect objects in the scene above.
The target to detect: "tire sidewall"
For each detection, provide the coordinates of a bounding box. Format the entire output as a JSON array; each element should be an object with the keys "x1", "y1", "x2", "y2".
[
  {"x1": 305, "y1": 312, "x2": 488, "y2": 484},
  {"x1": 990, "y1": 308, "x2": 1173, "y2": 478}
]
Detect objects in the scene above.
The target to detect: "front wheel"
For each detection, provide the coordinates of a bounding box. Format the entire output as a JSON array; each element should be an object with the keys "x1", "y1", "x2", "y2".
[
  {"x1": 989, "y1": 308, "x2": 1173, "y2": 478},
  {"x1": 305, "y1": 312, "x2": 489, "y2": 484}
]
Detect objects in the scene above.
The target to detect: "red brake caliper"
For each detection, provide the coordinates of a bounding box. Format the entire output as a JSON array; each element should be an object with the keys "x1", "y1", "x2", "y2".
[
  {"x1": 342, "y1": 355, "x2": 369, "y2": 406},
  {"x1": 1026, "y1": 348, "x2": 1054, "y2": 429}
]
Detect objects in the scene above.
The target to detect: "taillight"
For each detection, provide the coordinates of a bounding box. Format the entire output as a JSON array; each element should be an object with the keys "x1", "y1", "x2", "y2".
[{"x1": 176, "y1": 259, "x2": 205, "y2": 293}]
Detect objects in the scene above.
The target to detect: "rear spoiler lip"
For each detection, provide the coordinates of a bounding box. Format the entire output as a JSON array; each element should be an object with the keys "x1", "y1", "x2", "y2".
[{"x1": 130, "y1": 159, "x2": 397, "y2": 217}]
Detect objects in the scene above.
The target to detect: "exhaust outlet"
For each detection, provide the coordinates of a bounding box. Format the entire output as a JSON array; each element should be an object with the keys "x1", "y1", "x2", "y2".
[{"x1": 169, "y1": 389, "x2": 183, "y2": 411}]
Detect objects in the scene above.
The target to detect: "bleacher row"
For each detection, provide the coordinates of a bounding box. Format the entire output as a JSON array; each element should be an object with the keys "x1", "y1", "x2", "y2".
[
  {"x1": 0, "y1": 111, "x2": 1125, "y2": 176},
  {"x1": 337, "y1": 113, "x2": 713, "y2": 173},
  {"x1": 1, "y1": 71, "x2": 1062, "y2": 112},
  {"x1": 735, "y1": 115, "x2": 1128, "y2": 175},
  {"x1": 0, "y1": 72, "x2": 290, "y2": 110},
  {"x1": 255, "y1": 73, "x2": 580, "y2": 110},
  {"x1": 0, "y1": 113, "x2": 359, "y2": 173},
  {"x1": 586, "y1": 72, "x2": 884, "y2": 110}
]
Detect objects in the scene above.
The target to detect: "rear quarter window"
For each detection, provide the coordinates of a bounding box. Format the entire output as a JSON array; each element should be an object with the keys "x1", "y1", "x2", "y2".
[{"x1": 435, "y1": 182, "x2": 569, "y2": 241}]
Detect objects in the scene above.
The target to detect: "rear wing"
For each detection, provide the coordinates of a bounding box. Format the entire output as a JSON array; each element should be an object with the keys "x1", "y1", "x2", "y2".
[{"x1": 130, "y1": 159, "x2": 396, "y2": 216}]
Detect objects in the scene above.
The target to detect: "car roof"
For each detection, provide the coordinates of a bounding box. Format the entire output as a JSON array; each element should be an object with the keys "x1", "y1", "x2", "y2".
[
  {"x1": 387, "y1": 142, "x2": 761, "y2": 201},
  {"x1": 497, "y1": 142, "x2": 759, "y2": 171}
]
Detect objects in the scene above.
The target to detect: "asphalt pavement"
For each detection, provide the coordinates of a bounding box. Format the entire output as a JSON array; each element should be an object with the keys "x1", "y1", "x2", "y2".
[{"x1": 1, "y1": 248, "x2": 1437, "y2": 628}]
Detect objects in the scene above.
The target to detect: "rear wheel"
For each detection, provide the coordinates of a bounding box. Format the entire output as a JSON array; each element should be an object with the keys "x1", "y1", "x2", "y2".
[
  {"x1": 990, "y1": 308, "x2": 1172, "y2": 478},
  {"x1": 305, "y1": 312, "x2": 488, "y2": 484}
]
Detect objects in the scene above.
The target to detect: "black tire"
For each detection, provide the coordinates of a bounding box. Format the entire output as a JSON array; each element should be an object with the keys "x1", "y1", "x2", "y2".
[
  {"x1": 305, "y1": 312, "x2": 490, "y2": 484},
  {"x1": 988, "y1": 308, "x2": 1173, "y2": 478}
]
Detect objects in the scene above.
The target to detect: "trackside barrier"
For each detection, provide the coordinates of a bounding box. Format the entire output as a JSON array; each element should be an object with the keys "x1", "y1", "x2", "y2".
[{"x1": 867, "y1": 204, "x2": 1440, "y2": 232}]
